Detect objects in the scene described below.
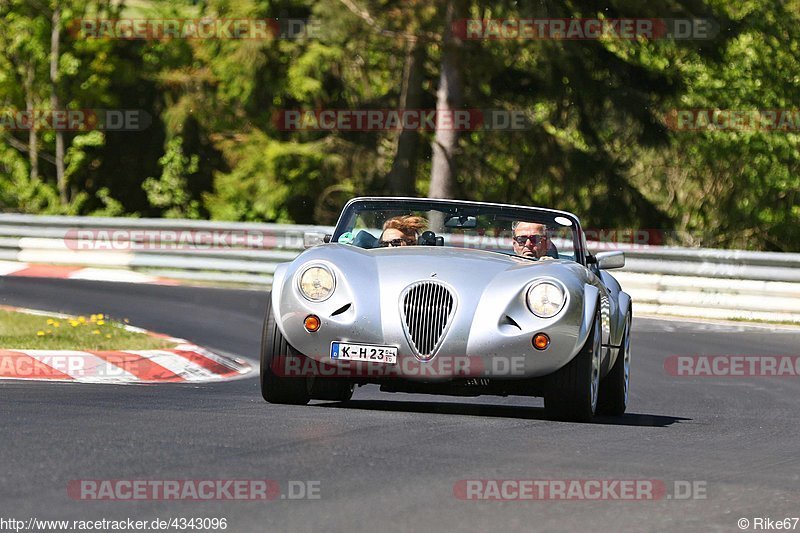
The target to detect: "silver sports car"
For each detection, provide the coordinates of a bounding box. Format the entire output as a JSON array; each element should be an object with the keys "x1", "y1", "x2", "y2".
[{"x1": 261, "y1": 197, "x2": 632, "y2": 422}]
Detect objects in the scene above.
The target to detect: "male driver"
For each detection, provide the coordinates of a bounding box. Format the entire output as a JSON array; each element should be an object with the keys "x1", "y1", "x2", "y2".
[{"x1": 511, "y1": 221, "x2": 553, "y2": 260}]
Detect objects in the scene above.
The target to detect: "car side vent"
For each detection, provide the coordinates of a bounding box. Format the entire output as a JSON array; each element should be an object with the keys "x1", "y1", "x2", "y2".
[{"x1": 401, "y1": 281, "x2": 456, "y2": 360}]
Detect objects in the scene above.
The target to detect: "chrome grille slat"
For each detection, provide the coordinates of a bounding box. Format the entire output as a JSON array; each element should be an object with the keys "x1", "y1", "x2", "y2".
[
  {"x1": 401, "y1": 281, "x2": 455, "y2": 359},
  {"x1": 425, "y1": 283, "x2": 434, "y2": 349},
  {"x1": 432, "y1": 284, "x2": 442, "y2": 350},
  {"x1": 427, "y1": 284, "x2": 434, "y2": 351}
]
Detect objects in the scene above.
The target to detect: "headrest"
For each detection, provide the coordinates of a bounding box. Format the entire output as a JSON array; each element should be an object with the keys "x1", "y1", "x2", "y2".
[
  {"x1": 352, "y1": 230, "x2": 380, "y2": 249},
  {"x1": 546, "y1": 241, "x2": 559, "y2": 258}
]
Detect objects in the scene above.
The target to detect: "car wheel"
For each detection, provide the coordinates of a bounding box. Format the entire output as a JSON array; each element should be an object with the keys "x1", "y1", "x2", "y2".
[
  {"x1": 544, "y1": 303, "x2": 602, "y2": 422},
  {"x1": 260, "y1": 295, "x2": 311, "y2": 405},
  {"x1": 597, "y1": 311, "x2": 631, "y2": 416}
]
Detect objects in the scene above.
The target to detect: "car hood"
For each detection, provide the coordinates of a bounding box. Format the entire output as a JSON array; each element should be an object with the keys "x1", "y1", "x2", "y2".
[{"x1": 288, "y1": 244, "x2": 586, "y2": 307}]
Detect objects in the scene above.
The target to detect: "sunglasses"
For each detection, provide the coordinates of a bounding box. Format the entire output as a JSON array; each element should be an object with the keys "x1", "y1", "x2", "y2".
[
  {"x1": 513, "y1": 234, "x2": 547, "y2": 246},
  {"x1": 380, "y1": 238, "x2": 416, "y2": 247}
]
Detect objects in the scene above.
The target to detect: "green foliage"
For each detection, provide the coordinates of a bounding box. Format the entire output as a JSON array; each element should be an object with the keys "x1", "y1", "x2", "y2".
[
  {"x1": 0, "y1": 0, "x2": 797, "y2": 251},
  {"x1": 632, "y1": 1, "x2": 800, "y2": 250},
  {"x1": 65, "y1": 131, "x2": 104, "y2": 185},
  {"x1": 142, "y1": 136, "x2": 201, "y2": 219},
  {"x1": 0, "y1": 143, "x2": 56, "y2": 213},
  {"x1": 91, "y1": 187, "x2": 127, "y2": 217},
  {"x1": 205, "y1": 130, "x2": 343, "y2": 222}
]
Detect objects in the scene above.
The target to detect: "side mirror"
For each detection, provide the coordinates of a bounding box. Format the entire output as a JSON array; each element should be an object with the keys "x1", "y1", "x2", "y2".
[
  {"x1": 595, "y1": 251, "x2": 625, "y2": 270},
  {"x1": 303, "y1": 232, "x2": 330, "y2": 249}
]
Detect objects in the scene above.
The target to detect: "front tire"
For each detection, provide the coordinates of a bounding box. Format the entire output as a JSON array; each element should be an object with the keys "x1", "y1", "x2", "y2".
[
  {"x1": 544, "y1": 303, "x2": 602, "y2": 422},
  {"x1": 597, "y1": 312, "x2": 631, "y2": 416},
  {"x1": 310, "y1": 379, "x2": 354, "y2": 402},
  {"x1": 260, "y1": 295, "x2": 310, "y2": 405}
]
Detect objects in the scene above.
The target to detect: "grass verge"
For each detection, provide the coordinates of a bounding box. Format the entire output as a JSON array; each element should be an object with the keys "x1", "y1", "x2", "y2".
[{"x1": 0, "y1": 309, "x2": 176, "y2": 350}]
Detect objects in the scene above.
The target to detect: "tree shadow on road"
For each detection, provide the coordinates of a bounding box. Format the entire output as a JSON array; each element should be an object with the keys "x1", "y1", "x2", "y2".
[{"x1": 315, "y1": 399, "x2": 690, "y2": 427}]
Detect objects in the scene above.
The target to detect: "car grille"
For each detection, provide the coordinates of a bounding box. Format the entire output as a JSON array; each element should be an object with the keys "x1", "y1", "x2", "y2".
[{"x1": 401, "y1": 281, "x2": 455, "y2": 359}]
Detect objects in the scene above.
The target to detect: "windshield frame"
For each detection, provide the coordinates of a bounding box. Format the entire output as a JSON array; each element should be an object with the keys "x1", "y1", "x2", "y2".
[{"x1": 332, "y1": 197, "x2": 587, "y2": 265}]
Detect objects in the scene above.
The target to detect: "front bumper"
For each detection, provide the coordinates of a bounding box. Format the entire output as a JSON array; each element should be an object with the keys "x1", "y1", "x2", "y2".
[{"x1": 275, "y1": 289, "x2": 587, "y2": 383}]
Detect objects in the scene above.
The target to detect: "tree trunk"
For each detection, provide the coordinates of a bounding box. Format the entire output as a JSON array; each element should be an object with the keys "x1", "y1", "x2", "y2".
[
  {"x1": 428, "y1": 0, "x2": 464, "y2": 199},
  {"x1": 50, "y1": 5, "x2": 66, "y2": 204},
  {"x1": 25, "y1": 66, "x2": 39, "y2": 183},
  {"x1": 386, "y1": 40, "x2": 426, "y2": 196}
]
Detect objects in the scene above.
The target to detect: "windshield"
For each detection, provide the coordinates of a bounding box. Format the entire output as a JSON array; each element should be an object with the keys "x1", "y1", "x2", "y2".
[{"x1": 332, "y1": 198, "x2": 583, "y2": 262}]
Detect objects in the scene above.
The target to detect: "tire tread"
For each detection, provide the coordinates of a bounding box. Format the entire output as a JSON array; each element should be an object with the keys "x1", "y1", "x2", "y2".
[
  {"x1": 260, "y1": 296, "x2": 310, "y2": 405},
  {"x1": 544, "y1": 303, "x2": 600, "y2": 422}
]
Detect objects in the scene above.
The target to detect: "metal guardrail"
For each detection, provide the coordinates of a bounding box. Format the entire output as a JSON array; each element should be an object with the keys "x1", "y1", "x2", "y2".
[
  {"x1": 1, "y1": 214, "x2": 798, "y2": 323},
  {"x1": 0, "y1": 214, "x2": 330, "y2": 285}
]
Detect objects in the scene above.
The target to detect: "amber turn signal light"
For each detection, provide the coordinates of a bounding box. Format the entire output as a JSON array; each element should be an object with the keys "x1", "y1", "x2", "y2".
[
  {"x1": 532, "y1": 333, "x2": 550, "y2": 350},
  {"x1": 304, "y1": 314, "x2": 321, "y2": 332}
]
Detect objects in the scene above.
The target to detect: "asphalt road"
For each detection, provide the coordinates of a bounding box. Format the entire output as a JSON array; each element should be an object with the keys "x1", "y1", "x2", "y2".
[{"x1": 1, "y1": 277, "x2": 799, "y2": 533}]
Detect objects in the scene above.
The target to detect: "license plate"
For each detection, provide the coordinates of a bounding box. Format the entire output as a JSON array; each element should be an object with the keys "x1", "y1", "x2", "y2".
[{"x1": 331, "y1": 342, "x2": 397, "y2": 364}]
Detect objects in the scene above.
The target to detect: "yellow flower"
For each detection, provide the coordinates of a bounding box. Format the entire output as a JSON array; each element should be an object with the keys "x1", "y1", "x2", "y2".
[
  {"x1": 92, "y1": 330, "x2": 101, "y2": 335},
  {"x1": 37, "y1": 330, "x2": 46, "y2": 336},
  {"x1": 78, "y1": 316, "x2": 86, "y2": 323},
  {"x1": 97, "y1": 320, "x2": 106, "y2": 326},
  {"x1": 53, "y1": 321, "x2": 60, "y2": 328},
  {"x1": 69, "y1": 320, "x2": 80, "y2": 327},
  {"x1": 97, "y1": 314, "x2": 105, "y2": 320},
  {"x1": 105, "y1": 334, "x2": 112, "y2": 339},
  {"x1": 46, "y1": 319, "x2": 54, "y2": 325}
]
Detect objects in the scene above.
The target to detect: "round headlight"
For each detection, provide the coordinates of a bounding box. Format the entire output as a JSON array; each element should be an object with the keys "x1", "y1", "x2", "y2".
[
  {"x1": 298, "y1": 265, "x2": 335, "y2": 301},
  {"x1": 526, "y1": 281, "x2": 566, "y2": 318}
]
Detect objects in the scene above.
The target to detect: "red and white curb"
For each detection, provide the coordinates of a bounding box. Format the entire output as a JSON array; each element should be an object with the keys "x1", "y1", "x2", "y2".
[
  {"x1": 0, "y1": 307, "x2": 252, "y2": 384},
  {"x1": 0, "y1": 260, "x2": 176, "y2": 285}
]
